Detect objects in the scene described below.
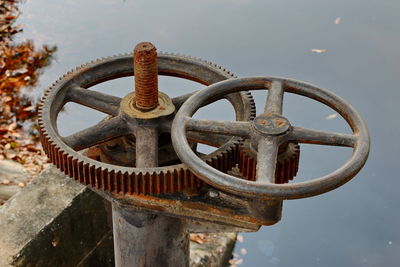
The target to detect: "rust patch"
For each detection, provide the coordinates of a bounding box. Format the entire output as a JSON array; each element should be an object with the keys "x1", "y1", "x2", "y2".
[{"x1": 133, "y1": 42, "x2": 159, "y2": 110}]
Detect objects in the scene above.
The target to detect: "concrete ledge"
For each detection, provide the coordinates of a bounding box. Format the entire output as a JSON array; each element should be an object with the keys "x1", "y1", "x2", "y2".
[
  {"x1": 0, "y1": 160, "x2": 30, "y2": 205},
  {"x1": 0, "y1": 166, "x2": 236, "y2": 266},
  {"x1": 190, "y1": 233, "x2": 237, "y2": 267},
  {"x1": 0, "y1": 166, "x2": 113, "y2": 266}
]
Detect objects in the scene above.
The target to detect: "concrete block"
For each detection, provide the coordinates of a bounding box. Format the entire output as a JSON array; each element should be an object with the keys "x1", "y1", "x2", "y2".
[
  {"x1": 0, "y1": 166, "x2": 236, "y2": 266},
  {"x1": 0, "y1": 166, "x2": 113, "y2": 266}
]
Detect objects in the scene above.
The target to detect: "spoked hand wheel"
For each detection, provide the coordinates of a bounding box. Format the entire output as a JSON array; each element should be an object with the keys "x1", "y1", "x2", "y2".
[{"x1": 172, "y1": 77, "x2": 370, "y2": 199}]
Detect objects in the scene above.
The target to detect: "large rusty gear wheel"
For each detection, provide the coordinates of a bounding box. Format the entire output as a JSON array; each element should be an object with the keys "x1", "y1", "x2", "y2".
[
  {"x1": 39, "y1": 53, "x2": 256, "y2": 196},
  {"x1": 238, "y1": 140, "x2": 300, "y2": 184}
]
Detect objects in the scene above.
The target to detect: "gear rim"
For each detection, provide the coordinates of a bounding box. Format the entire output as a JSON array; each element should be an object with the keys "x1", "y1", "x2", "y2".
[{"x1": 38, "y1": 53, "x2": 256, "y2": 195}]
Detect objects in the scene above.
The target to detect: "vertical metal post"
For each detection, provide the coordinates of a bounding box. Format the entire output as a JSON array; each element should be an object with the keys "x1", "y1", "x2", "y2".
[
  {"x1": 135, "y1": 127, "x2": 158, "y2": 168},
  {"x1": 112, "y1": 42, "x2": 190, "y2": 267},
  {"x1": 112, "y1": 205, "x2": 189, "y2": 267}
]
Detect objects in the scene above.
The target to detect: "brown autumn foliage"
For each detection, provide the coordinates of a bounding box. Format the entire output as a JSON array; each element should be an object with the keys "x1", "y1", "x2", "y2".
[{"x1": 0, "y1": 0, "x2": 56, "y2": 177}]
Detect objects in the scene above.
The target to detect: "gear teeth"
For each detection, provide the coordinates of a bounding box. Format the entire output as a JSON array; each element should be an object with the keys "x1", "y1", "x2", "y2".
[
  {"x1": 238, "y1": 141, "x2": 300, "y2": 184},
  {"x1": 68, "y1": 142, "x2": 241, "y2": 196},
  {"x1": 245, "y1": 91, "x2": 257, "y2": 119},
  {"x1": 38, "y1": 52, "x2": 255, "y2": 196},
  {"x1": 275, "y1": 144, "x2": 300, "y2": 183},
  {"x1": 58, "y1": 149, "x2": 64, "y2": 172},
  {"x1": 161, "y1": 51, "x2": 236, "y2": 78}
]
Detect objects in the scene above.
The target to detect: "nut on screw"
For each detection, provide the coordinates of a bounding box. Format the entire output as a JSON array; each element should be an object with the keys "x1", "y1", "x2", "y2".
[{"x1": 133, "y1": 42, "x2": 159, "y2": 110}]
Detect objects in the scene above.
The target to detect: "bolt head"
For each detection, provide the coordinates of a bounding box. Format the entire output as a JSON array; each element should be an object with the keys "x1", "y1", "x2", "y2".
[
  {"x1": 120, "y1": 91, "x2": 175, "y2": 120},
  {"x1": 252, "y1": 113, "x2": 290, "y2": 136}
]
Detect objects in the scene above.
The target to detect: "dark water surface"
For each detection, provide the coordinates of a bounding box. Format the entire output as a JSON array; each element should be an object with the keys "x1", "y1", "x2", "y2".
[{"x1": 18, "y1": 0, "x2": 400, "y2": 266}]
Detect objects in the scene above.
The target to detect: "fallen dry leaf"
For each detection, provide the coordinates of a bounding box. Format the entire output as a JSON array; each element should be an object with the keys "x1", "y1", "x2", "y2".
[
  {"x1": 23, "y1": 105, "x2": 34, "y2": 111},
  {"x1": 7, "y1": 153, "x2": 17, "y2": 159},
  {"x1": 51, "y1": 239, "x2": 60, "y2": 247},
  {"x1": 189, "y1": 234, "x2": 205, "y2": 244},
  {"x1": 311, "y1": 49, "x2": 327, "y2": 54},
  {"x1": 326, "y1": 113, "x2": 337, "y2": 120},
  {"x1": 8, "y1": 122, "x2": 17, "y2": 131},
  {"x1": 229, "y1": 258, "x2": 243, "y2": 265}
]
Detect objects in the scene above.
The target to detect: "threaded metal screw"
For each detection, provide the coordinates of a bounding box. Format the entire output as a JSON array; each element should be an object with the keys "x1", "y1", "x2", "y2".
[{"x1": 133, "y1": 42, "x2": 158, "y2": 110}]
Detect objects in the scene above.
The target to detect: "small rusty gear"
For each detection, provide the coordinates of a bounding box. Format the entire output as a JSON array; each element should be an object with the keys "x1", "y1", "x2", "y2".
[
  {"x1": 238, "y1": 140, "x2": 300, "y2": 184},
  {"x1": 39, "y1": 53, "x2": 256, "y2": 196}
]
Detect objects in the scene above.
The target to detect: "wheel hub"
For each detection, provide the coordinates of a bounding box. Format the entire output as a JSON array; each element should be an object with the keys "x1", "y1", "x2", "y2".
[
  {"x1": 252, "y1": 113, "x2": 291, "y2": 136},
  {"x1": 120, "y1": 91, "x2": 175, "y2": 119}
]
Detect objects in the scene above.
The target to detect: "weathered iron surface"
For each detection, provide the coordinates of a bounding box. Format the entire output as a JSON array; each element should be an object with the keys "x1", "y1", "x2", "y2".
[
  {"x1": 117, "y1": 45, "x2": 188, "y2": 265},
  {"x1": 172, "y1": 77, "x2": 370, "y2": 200},
  {"x1": 94, "y1": 186, "x2": 278, "y2": 230},
  {"x1": 37, "y1": 49, "x2": 260, "y2": 267},
  {"x1": 89, "y1": 136, "x2": 287, "y2": 231},
  {"x1": 133, "y1": 42, "x2": 159, "y2": 110},
  {"x1": 112, "y1": 205, "x2": 189, "y2": 267},
  {"x1": 38, "y1": 53, "x2": 256, "y2": 197},
  {"x1": 37, "y1": 52, "x2": 289, "y2": 230},
  {"x1": 238, "y1": 140, "x2": 300, "y2": 184},
  {"x1": 120, "y1": 91, "x2": 175, "y2": 119}
]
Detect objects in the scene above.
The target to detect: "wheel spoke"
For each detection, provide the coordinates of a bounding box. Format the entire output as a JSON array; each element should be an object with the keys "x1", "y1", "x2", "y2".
[
  {"x1": 172, "y1": 91, "x2": 226, "y2": 110},
  {"x1": 287, "y1": 126, "x2": 357, "y2": 147},
  {"x1": 255, "y1": 137, "x2": 279, "y2": 183},
  {"x1": 185, "y1": 118, "x2": 251, "y2": 138},
  {"x1": 172, "y1": 92, "x2": 196, "y2": 110},
  {"x1": 67, "y1": 85, "x2": 121, "y2": 116},
  {"x1": 264, "y1": 80, "x2": 284, "y2": 114},
  {"x1": 187, "y1": 131, "x2": 231, "y2": 147},
  {"x1": 62, "y1": 116, "x2": 127, "y2": 151}
]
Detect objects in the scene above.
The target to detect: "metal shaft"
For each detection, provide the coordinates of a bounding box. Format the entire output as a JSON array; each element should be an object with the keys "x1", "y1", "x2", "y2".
[
  {"x1": 112, "y1": 205, "x2": 189, "y2": 267},
  {"x1": 135, "y1": 126, "x2": 158, "y2": 167},
  {"x1": 112, "y1": 42, "x2": 189, "y2": 267}
]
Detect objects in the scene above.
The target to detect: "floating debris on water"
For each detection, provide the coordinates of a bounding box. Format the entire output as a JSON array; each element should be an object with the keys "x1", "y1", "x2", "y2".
[
  {"x1": 326, "y1": 113, "x2": 338, "y2": 120},
  {"x1": 311, "y1": 49, "x2": 327, "y2": 54}
]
